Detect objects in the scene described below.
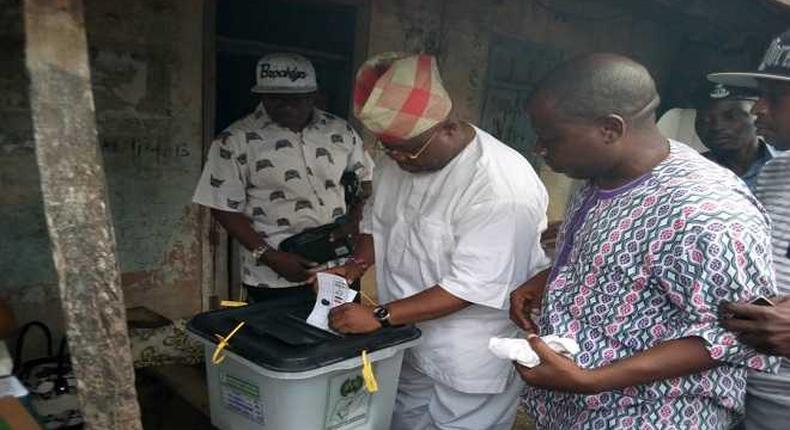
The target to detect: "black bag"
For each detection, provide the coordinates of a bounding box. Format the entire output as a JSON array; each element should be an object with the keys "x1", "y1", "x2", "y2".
[
  {"x1": 279, "y1": 172, "x2": 362, "y2": 264},
  {"x1": 279, "y1": 222, "x2": 353, "y2": 264},
  {"x1": 14, "y1": 322, "x2": 83, "y2": 429}
]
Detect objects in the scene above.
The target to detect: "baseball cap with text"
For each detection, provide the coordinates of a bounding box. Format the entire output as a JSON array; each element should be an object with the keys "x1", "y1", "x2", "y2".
[
  {"x1": 251, "y1": 53, "x2": 318, "y2": 94},
  {"x1": 708, "y1": 29, "x2": 790, "y2": 88}
]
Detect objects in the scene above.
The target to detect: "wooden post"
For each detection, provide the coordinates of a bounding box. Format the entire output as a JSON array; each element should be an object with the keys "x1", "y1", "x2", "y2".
[{"x1": 23, "y1": 0, "x2": 142, "y2": 428}]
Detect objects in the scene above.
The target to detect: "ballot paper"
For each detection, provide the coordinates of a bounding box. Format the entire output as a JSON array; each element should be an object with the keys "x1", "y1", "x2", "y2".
[
  {"x1": 306, "y1": 273, "x2": 358, "y2": 332},
  {"x1": 488, "y1": 335, "x2": 580, "y2": 368}
]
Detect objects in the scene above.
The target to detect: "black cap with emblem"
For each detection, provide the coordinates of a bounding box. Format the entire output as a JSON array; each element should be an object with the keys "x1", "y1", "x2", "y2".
[{"x1": 694, "y1": 82, "x2": 759, "y2": 109}]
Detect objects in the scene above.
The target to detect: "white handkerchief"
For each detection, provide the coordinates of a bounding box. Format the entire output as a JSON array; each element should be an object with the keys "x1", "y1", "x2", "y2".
[
  {"x1": 306, "y1": 273, "x2": 358, "y2": 333},
  {"x1": 488, "y1": 335, "x2": 580, "y2": 368}
]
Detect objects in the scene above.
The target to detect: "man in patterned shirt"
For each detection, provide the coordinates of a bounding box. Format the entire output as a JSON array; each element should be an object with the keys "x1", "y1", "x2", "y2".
[
  {"x1": 193, "y1": 53, "x2": 373, "y2": 302},
  {"x1": 510, "y1": 54, "x2": 778, "y2": 429},
  {"x1": 712, "y1": 28, "x2": 790, "y2": 430}
]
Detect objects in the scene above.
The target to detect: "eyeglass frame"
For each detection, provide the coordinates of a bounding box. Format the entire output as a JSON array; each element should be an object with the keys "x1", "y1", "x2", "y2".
[{"x1": 377, "y1": 127, "x2": 441, "y2": 161}]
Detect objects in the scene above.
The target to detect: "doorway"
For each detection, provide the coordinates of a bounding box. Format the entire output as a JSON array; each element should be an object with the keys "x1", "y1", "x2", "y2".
[
  {"x1": 208, "y1": 0, "x2": 366, "y2": 300},
  {"x1": 215, "y1": 0, "x2": 360, "y2": 130}
]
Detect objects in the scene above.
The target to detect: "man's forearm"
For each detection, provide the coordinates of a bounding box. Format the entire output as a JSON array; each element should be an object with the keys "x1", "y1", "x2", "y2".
[
  {"x1": 387, "y1": 286, "x2": 470, "y2": 326},
  {"x1": 211, "y1": 208, "x2": 266, "y2": 251},
  {"x1": 352, "y1": 233, "x2": 375, "y2": 264},
  {"x1": 587, "y1": 337, "x2": 717, "y2": 393},
  {"x1": 525, "y1": 268, "x2": 550, "y2": 293},
  {"x1": 360, "y1": 181, "x2": 372, "y2": 200}
]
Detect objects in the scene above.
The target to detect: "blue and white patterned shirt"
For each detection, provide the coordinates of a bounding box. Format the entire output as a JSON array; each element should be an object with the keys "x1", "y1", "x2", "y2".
[{"x1": 523, "y1": 142, "x2": 778, "y2": 429}]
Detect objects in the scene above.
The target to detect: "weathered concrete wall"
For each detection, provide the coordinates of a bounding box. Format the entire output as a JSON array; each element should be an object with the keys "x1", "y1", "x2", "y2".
[
  {"x1": 84, "y1": 0, "x2": 204, "y2": 320},
  {"x1": 366, "y1": 0, "x2": 780, "y2": 221},
  {"x1": 0, "y1": 0, "x2": 204, "y2": 344},
  {"x1": 0, "y1": 0, "x2": 64, "y2": 340}
]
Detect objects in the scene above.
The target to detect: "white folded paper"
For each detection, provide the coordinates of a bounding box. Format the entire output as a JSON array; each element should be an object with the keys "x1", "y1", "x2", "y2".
[
  {"x1": 306, "y1": 273, "x2": 358, "y2": 333},
  {"x1": 488, "y1": 335, "x2": 580, "y2": 368}
]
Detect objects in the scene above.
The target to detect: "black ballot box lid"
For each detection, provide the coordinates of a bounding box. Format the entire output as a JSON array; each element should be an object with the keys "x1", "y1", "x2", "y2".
[{"x1": 187, "y1": 295, "x2": 420, "y2": 373}]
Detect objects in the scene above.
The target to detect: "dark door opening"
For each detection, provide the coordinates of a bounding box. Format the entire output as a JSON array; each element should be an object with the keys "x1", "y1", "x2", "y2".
[
  {"x1": 213, "y1": 0, "x2": 361, "y2": 297},
  {"x1": 215, "y1": 0, "x2": 359, "y2": 131}
]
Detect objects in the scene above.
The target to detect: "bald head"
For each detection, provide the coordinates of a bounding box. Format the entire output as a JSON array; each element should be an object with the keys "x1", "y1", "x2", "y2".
[
  {"x1": 532, "y1": 54, "x2": 660, "y2": 124},
  {"x1": 526, "y1": 54, "x2": 669, "y2": 183}
]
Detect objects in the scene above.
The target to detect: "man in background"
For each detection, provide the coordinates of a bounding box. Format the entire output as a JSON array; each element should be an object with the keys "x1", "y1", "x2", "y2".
[
  {"x1": 695, "y1": 82, "x2": 777, "y2": 190},
  {"x1": 193, "y1": 53, "x2": 373, "y2": 302},
  {"x1": 713, "y1": 28, "x2": 790, "y2": 430}
]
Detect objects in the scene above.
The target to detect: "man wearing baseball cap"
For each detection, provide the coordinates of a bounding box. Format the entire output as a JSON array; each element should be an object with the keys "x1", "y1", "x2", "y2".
[
  {"x1": 713, "y1": 29, "x2": 790, "y2": 430},
  {"x1": 695, "y1": 82, "x2": 778, "y2": 190},
  {"x1": 321, "y1": 52, "x2": 550, "y2": 429},
  {"x1": 193, "y1": 53, "x2": 373, "y2": 302}
]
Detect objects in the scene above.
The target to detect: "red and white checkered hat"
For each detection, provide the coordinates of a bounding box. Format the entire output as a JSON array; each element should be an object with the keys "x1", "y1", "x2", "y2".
[{"x1": 353, "y1": 52, "x2": 453, "y2": 142}]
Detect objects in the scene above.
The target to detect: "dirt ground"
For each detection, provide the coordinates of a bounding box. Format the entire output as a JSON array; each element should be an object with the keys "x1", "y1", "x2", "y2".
[{"x1": 514, "y1": 407, "x2": 537, "y2": 430}]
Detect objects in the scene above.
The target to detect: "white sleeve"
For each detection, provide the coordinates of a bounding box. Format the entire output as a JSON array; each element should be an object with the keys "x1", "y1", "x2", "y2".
[
  {"x1": 359, "y1": 194, "x2": 375, "y2": 235},
  {"x1": 439, "y1": 200, "x2": 549, "y2": 310},
  {"x1": 192, "y1": 131, "x2": 249, "y2": 213}
]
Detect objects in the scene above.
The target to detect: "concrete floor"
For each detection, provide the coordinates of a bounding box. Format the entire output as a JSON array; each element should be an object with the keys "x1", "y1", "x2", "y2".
[
  {"x1": 514, "y1": 408, "x2": 537, "y2": 430},
  {"x1": 136, "y1": 368, "x2": 215, "y2": 430}
]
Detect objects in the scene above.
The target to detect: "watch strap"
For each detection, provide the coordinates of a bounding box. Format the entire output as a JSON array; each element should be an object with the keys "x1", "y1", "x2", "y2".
[
  {"x1": 252, "y1": 243, "x2": 271, "y2": 261},
  {"x1": 373, "y1": 305, "x2": 391, "y2": 327}
]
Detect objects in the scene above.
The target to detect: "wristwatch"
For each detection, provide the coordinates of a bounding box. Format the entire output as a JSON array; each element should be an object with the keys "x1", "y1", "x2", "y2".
[
  {"x1": 251, "y1": 243, "x2": 271, "y2": 262},
  {"x1": 373, "y1": 305, "x2": 391, "y2": 328}
]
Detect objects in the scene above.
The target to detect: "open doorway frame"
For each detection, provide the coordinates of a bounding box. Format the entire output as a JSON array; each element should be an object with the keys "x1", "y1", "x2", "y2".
[{"x1": 198, "y1": 0, "x2": 371, "y2": 309}]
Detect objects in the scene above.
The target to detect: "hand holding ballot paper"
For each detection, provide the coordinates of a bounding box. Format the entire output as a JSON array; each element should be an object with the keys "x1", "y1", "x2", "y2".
[{"x1": 306, "y1": 273, "x2": 358, "y2": 333}]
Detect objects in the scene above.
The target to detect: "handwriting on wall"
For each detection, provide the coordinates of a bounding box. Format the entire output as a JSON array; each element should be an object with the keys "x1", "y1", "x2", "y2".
[{"x1": 101, "y1": 136, "x2": 191, "y2": 162}]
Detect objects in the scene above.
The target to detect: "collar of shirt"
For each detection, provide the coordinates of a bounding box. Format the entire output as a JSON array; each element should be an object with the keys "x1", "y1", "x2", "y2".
[
  {"x1": 742, "y1": 139, "x2": 778, "y2": 182},
  {"x1": 763, "y1": 139, "x2": 780, "y2": 159},
  {"x1": 702, "y1": 139, "x2": 777, "y2": 186}
]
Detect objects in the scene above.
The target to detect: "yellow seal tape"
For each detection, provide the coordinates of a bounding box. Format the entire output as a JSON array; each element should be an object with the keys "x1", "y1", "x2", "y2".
[
  {"x1": 220, "y1": 300, "x2": 248, "y2": 308},
  {"x1": 211, "y1": 321, "x2": 246, "y2": 365},
  {"x1": 361, "y1": 350, "x2": 379, "y2": 393}
]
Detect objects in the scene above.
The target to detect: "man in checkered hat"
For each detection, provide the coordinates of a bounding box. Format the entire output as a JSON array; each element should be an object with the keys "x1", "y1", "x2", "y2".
[
  {"x1": 193, "y1": 53, "x2": 373, "y2": 302},
  {"x1": 715, "y1": 28, "x2": 790, "y2": 430},
  {"x1": 321, "y1": 52, "x2": 550, "y2": 429}
]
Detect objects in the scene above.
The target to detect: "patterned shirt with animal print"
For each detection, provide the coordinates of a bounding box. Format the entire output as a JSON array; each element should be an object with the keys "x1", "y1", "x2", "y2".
[{"x1": 194, "y1": 103, "x2": 374, "y2": 288}]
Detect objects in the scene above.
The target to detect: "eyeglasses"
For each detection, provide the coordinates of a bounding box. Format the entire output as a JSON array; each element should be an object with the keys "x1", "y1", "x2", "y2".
[{"x1": 377, "y1": 128, "x2": 440, "y2": 160}]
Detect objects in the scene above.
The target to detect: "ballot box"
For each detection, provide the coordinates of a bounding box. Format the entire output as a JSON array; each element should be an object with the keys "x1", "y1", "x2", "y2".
[{"x1": 187, "y1": 295, "x2": 420, "y2": 430}]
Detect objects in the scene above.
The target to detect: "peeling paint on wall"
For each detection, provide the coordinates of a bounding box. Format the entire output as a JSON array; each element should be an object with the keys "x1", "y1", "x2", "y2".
[
  {"x1": 93, "y1": 50, "x2": 148, "y2": 106},
  {"x1": 0, "y1": 0, "x2": 204, "y2": 337}
]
